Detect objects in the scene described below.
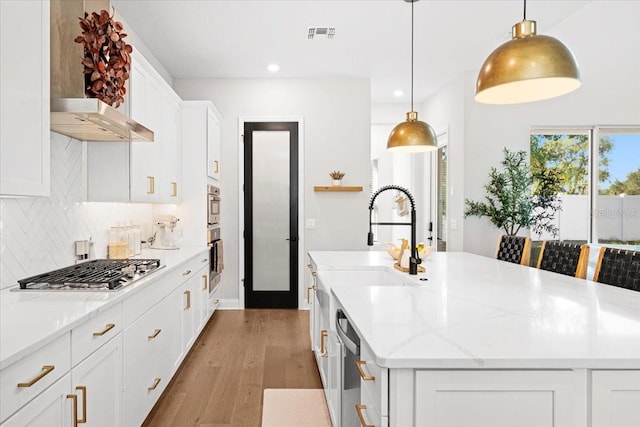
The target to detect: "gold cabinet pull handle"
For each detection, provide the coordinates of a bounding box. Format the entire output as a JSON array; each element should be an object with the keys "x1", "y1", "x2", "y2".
[
  {"x1": 355, "y1": 404, "x2": 374, "y2": 427},
  {"x1": 202, "y1": 275, "x2": 208, "y2": 291},
  {"x1": 171, "y1": 181, "x2": 178, "y2": 197},
  {"x1": 148, "y1": 377, "x2": 161, "y2": 391},
  {"x1": 306, "y1": 286, "x2": 313, "y2": 304},
  {"x1": 67, "y1": 393, "x2": 79, "y2": 427},
  {"x1": 148, "y1": 329, "x2": 162, "y2": 339},
  {"x1": 92, "y1": 323, "x2": 115, "y2": 337},
  {"x1": 355, "y1": 360, "x2": 375, "y2": 381},
  {"x1": 17, "y1": 365, "x2": 55, "y2": 387},
  {"x1": 77, "y1": 386, "x2": 87, "y2": 423},
  {"x1": 201, "y1": 258, "x2": 208, "y2": 263},
  {"x1": 184, "y1": 290, "x2": 191, "y2": 310},
  {"x1": 214, "y1": 160, "x2": 219, "y2": 173},
  {"x1": 147, "y1": 176, "x2": 155, "y2": 194},
  {"x1": 320, "y1": 330, "x2": 328, "y2": 357},
  {"x1": 213, "y1": 299, "x2": 221, "y2": 304},
  {"x1": 182, "y1": 269, "x2": 192, "y2": 276}
]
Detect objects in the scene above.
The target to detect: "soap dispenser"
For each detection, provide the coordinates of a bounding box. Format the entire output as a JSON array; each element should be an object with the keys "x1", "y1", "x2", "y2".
[{"x1": 399, "y1": 238, "x2": 410, "y2": 269}]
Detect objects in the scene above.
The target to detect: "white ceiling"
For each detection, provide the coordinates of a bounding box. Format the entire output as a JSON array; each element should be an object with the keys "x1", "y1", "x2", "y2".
[{"x1": 112, "y1": 0, "x2": 593, "y2": 104}]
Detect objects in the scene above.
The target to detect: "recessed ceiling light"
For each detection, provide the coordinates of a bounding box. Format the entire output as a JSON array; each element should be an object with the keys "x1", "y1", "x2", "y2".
[
  {"x1": 393, "y1": 90, "x2": 404, "y2": 97},
  {"x1": 267, "y1": 63, "x2": 280, "y2": 72}
]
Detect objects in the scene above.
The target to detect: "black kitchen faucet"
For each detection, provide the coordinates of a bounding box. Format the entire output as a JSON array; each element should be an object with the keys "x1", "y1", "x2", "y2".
[{"x1": 368, "y1": 185, "x2": 421, "y2": 275}]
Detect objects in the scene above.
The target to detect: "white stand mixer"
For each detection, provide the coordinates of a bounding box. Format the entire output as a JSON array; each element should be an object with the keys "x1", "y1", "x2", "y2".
[{"x1": 149, "y1": 215, "x2": 182, "y2": 250}]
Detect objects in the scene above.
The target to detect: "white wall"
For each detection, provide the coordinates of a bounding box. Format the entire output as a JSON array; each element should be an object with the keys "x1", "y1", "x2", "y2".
[
  {"x1": 173, "y1": 78, "x2": 371, "y2": 306},
  {"x1": 421, "y1": 1, "x2": 640, "y2": 257}
]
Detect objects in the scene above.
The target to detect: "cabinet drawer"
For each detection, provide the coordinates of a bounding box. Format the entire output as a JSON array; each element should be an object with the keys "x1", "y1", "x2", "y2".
[
  {"x1": 359, "y1": 341, "x2": 388, "y2": 416},
  {"x1": 71, "y1": 302, "x2": 122, "y2": 366},
  {"x1": 123, "y1": 271, "x2": 174, "y2": 326},
  {"x1": 0, "y1": 332, "x2": 71, "y2": 423}
]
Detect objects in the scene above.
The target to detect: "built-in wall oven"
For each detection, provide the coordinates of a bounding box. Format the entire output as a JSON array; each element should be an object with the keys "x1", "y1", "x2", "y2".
[
  {"x1": 207, "y1": 185, "x2": 222, "y2": 297},
  {"x1": 208, "y1": 184, "x2": 221, "y2": 225}
]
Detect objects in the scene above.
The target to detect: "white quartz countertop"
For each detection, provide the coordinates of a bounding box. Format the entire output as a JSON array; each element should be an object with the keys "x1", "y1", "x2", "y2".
[
  {"x1": 0, "y1": 246, "x2": 208, "y2": 370},
  {"x1": 314, "y1": 251, "x2": 640, "y2": 369}
]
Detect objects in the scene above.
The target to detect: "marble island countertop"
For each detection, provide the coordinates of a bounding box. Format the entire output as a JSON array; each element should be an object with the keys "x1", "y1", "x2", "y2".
[
  {"x1": 0, "y1": 246, "x2": 208, "y2": 370},
  {"x1": 311, "y1": 251, "x2": 640, "y2": 370}
]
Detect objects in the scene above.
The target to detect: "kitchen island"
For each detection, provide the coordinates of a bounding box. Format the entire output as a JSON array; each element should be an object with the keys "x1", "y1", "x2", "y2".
[{"x1": 309, "y1": 250, "x2": 640, "y2": 427}]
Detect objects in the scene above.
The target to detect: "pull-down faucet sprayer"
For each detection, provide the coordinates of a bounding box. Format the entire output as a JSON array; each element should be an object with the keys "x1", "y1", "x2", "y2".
[{"x1": 368, "y1": 185, "x2": 421, "y2": 275}]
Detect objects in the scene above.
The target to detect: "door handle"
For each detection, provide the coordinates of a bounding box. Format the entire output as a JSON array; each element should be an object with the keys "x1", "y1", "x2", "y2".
[{"x1": 285, "y1": 237, "x2": 298, "y2": 242}]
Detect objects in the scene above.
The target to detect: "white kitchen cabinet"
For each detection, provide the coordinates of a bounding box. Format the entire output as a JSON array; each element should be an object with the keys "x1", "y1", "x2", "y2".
[
  {"x1": 326, "y1": 332, "x2": 341, "y2": 427},
  {"x1": 592, "y1": 370, "x2": 640, "y2": 427},
  {"x1": 0, "y1": 0, "x2": 50, "y2": 197},
  {"x1": 207, "y1": 107, "x2": 221, "y2": 181},
  {"x1": 0, "y1": 374, "x2": 71, "y2": 427},
  {"x1": 70, "y1": 334, "x2": 122, "y2": 427},
  {"x1": 307, "y1": 262, "x2": 318, "y2": 352},
  {"x1": 86, "y1": 50, "x2": 182, "y2": 203},
  {"x1": 413, "y1": 370, "x2": 587, "y2": 427}
]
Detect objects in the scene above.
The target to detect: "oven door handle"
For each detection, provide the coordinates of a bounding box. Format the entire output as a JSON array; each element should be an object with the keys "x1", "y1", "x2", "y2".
[{"x1": 335, "y1": 310, "x2": 358, "y2": 355}]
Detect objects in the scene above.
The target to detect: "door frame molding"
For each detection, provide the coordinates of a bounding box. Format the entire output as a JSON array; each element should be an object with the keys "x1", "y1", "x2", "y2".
[{"x1": 237, "y1": 116, "x2": 305, "y2": 309}]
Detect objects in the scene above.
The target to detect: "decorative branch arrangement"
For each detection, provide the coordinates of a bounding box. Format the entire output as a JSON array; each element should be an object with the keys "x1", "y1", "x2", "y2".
[
  {"x1": 75, "y1": 9, "x2": 133, "y2": 108},
  {"x1": 329, "y1": 170, "x2": 346, "y2": 180}
]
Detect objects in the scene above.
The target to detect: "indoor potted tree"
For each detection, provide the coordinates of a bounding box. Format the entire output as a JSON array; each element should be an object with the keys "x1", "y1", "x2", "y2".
[{"x1": 464, "y1": 148, "x2": 563, "y2": 263}]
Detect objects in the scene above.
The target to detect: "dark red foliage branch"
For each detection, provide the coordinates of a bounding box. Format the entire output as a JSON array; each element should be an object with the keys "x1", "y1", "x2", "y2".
[{"x1": 74, "y1": 9, "x2": 133, "y2": 108}]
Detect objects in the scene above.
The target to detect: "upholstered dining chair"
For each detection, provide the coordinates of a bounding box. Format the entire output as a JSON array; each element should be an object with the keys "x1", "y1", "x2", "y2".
[
  {"x1": 536, "y1": 241, "x2": 589, "y2": 279},
  {"x1": 593, "y1": 247, "x2": 640, "y2": 291},
  {"x1": 495, "y1": 235, "x2": 532, "y2": 266}
]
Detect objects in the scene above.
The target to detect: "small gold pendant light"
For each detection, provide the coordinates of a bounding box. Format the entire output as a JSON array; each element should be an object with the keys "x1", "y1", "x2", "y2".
[
  {"x1": 475, "y1": 0, "x2": 581, "y2": 104},
  {"x1": 387, "y1": 0, "x2": 438, "y2": 152}
]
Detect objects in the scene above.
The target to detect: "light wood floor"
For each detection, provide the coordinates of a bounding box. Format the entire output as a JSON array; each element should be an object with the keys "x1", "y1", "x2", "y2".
[{"x1": 142, "y1": 309, "x2": 322, "y2": 427}]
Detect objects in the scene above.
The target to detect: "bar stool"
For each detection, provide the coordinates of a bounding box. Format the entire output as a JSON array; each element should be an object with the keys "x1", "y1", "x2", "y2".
[
  {"x1": 495, "y1": 235, "x2": 531, "y2": 266},
  {"x1": 593, "y1": 247, "x2": 640, "y2": 291},
  {"x1": 536, "y1": 241, "x2": 589, "y2": 279}
]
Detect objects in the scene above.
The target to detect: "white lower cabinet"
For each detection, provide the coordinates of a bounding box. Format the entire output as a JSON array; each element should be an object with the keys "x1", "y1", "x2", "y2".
[
  {"x1": 592, "y1": 370, "x2": 640, "y2": 427},
  {"x1": 69, "y1": 335, "x2": 122, "y2": 427},
  {"x1": 326, "y1": 332, "x2": 341, "y2": 427},
  {"x1": 413, "y1": 370, "x2": 587, "y2": 427},
  {"x1": 1, "y1": 374, "x2": 71, "y2": 427}
]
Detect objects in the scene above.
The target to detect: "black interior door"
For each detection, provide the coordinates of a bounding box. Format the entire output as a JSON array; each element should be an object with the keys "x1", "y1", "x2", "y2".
[{"x1": 244, "y1": 122, "x2": 299, "y2": 308}]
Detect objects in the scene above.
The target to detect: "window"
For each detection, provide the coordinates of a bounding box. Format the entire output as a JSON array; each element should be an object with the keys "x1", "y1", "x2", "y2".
[{"x1": 530, "y1": 128, "x2": 640, "y2": 249}]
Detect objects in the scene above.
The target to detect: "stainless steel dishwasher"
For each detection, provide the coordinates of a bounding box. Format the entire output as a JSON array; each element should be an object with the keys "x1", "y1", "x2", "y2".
[{"x1": 336, "y1": 308, "x2": 361, "y2": 427}]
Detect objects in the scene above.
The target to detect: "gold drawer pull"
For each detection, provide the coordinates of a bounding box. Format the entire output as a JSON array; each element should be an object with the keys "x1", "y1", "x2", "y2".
[
  {"x1": 184, "y1": 290, "x2": 191, "y2": 310},
  {"x1": 148, "y1": 377, "x2": 161, "y2": 391},
  {"x1": 320, "y1": 330, "x2": 328, "y2": 357},
  {"x1": 355, "y1": 360, "x2": 375, "y2": 381},
  {"x1": 306, "y1": 286, "x2": 313, "y2": 304},
  {"x1": 202, "y1": 275, "x2": 208, "y2": 291},
  {"x1": 201, "y1": 258, "x2": 208, "y2": 263},
  {"x1": 171, "y1": 181, "x2": 178, "y2": 197},
  {"x1": 214, "y1": 160, "x2": 219, "y2": 173},
  {"x1": 355, "y1": 404, "x2": 374, "y2": 427},
  {"x1": 17, "y1": 365, "x2": 55, "y2": 387},
  {"x1": 147, "y1": 176, "x2": 155, "y2": 194},
  {"x1": 148, "y1": 329, "x2": 162, "y2": 339},
  {"x1": 92, "y1": 323, "x2": 115, "y2": 337},
  {"x1": 182, "y1": 269, "x2": 192, "y2": 276},
  {"x1": 311, "y1": 271, "x2": 317, "y2": 277},
  {"x1": 213, "y1": 299, "x2": 221, "y2": 304},
  {"x1": 66, "y1": 386, "x2": 87, "y2": 426}
]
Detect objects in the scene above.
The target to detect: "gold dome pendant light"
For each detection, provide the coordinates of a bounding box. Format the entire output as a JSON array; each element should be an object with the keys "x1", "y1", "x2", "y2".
[
  {"x1": 387, "y1": 0, "x2": 437, "y2": 152},
  {"x1": 475, "y1": 0, "x2": 581, "y2": 104}
]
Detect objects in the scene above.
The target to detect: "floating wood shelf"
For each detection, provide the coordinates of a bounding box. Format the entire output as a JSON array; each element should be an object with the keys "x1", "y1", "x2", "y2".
[{"x1": 313, "y1": 186, "x2": 363, "y2": 192}]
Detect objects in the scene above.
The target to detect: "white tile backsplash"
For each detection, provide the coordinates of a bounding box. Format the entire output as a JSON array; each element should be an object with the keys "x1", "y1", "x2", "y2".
[{"x1": 0, "y1": 133, "x2": 154, "y2": 289}]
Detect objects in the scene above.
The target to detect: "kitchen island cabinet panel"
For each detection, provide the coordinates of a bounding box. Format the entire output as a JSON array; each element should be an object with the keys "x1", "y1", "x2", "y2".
[
  {"x1": 592, "y1": 370, "x2": 640, "y2": 427},
  {"x1": 0, "y1": 0, "x2": 50, "y2": 197},
  {"x1": 207, "y1": 107, "x2": 221, "y2": 181},
  {"x1": 414, "y1": 370, "x2": 587, "y2": 427}
]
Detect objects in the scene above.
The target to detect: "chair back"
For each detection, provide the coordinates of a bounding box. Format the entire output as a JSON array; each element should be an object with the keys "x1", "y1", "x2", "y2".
[
  {"x1": 536, "y1": 241, "x2": 589, "y2": 279},
  {"x1": 593, "y1": 247, "x2": 640, "y2": 291},
  {"x1": 495, "y1": 235, "x2": 531, "y2": 266}
]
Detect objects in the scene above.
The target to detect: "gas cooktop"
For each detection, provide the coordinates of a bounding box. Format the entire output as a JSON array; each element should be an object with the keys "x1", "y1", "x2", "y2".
[{"x1": 16, "y1": 259, "x2": 163, "y2": 291}]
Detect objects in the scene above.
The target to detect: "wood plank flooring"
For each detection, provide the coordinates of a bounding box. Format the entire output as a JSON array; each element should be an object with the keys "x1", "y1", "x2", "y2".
[{"x1": 142, "y1": 309, "x2": 322, "y2": 427}]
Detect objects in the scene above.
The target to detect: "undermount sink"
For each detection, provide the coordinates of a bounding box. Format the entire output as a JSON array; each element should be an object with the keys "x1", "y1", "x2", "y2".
[{"x1": 318, "y1": 269, "x2": 411, "y2": 288}]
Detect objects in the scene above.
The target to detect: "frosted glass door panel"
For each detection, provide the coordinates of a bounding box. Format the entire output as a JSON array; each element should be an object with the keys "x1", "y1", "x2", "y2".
[{"x1": 252, "y1": 131, "x2": 290, "y2": 291}]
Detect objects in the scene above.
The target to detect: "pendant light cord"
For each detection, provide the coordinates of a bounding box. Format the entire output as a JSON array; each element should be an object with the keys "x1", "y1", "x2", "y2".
[
  {"x1": 410, "y1": 0, "x2": 414, "y2": 111},
  {"x1": 523, "y1": 0, "x2": 527, "y2": 20}
]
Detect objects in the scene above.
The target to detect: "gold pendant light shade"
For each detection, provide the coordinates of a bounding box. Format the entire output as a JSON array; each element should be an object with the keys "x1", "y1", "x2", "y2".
[
  {"x1": 476, "y1": 19, "x2": 580, "y2": 104},
  {"x1": 387, "y1": 111, "x2": 438, "y2": 152}
]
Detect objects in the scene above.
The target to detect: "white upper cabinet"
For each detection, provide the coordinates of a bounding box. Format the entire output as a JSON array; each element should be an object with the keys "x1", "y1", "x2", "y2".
[
  {"x1": 0, "y1": 0, "x2": 50, "y2": 197},
  {"x1": 207, "y1": 107, "x2": 221, "y2": 181},
  {"x1": 86, "y1": 51, "x2": 182, "y2": 203}
]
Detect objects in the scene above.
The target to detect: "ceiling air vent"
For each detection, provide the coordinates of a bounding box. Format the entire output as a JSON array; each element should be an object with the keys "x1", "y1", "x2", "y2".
[{"x1": 307, "y1": 27, "x2": 336, "y2": 39}]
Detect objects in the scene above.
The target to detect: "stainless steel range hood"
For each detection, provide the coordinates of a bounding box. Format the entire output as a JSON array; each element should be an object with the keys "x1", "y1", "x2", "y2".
[{"x1": 50, "y1": 0, "x2": 153, "y2": 142}]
